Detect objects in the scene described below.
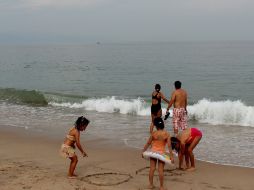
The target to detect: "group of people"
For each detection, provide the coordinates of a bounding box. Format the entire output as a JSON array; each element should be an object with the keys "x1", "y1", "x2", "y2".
[
  {"x1": 143, "y1": 81, "x2": 203, "y2": 190},
  {"x1": 59, "y1": 81, "x2": 202, "y2": 190}
]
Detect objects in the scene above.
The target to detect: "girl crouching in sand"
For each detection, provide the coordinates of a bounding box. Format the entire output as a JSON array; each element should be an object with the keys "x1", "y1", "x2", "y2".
[
  {"x1": 60, "y1": 116, "x2": 89, "y2": 178},
  {"x1": 171, "y1": 128, "x2": 202, "y2": 171},
  {"x1": 142, "y1": 117, "x2": 174, "y2": 190}
]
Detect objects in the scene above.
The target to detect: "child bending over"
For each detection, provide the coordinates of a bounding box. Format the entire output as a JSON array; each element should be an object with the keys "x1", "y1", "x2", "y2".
[{"x1": 60, "y1": 116, "x2": 89, "y2": 178}]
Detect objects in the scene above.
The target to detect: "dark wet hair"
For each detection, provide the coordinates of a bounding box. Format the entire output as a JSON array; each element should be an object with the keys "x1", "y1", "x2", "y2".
[
  {"x1": 75, "y1": 116, "x2": 89, "y2": 131},
  {"x1": 174, "y1": 81, "x2": 181, "y2": 89},
  {"x1": 154, "y1": 117, "x2": 164, "y2": 130},
  {"x1": 155, "y1": 84, "x2": 161, "y2": 92},
  {"x1": 171, "y1": 137, "x2": 180, "y2": 152}
]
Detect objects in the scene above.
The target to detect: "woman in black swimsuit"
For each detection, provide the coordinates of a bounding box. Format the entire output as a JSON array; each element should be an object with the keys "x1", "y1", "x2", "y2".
[{"x1": 150, "y1": 84, "x2": 169, "y2": 133}]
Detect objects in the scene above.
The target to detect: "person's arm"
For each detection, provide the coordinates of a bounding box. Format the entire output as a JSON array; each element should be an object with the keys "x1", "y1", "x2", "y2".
[
  {"x1": 167, "y1": 133, "x2": 174, "y2": 163},
  {"x1": 185, "y1": 91, "x2": 188, "y2": 113},
  {"x1": 160, "y1": 92, "x2": 169, "y2": 104},
  {"x1": 167, "y1": 92, "x2": 176, "y2": 111},
  {"x1": 75, "y1": 130, "x2": 87, "y2": 157},
  {"x1": 142, "y1": 135, "x2": 153, "y2": 157}
]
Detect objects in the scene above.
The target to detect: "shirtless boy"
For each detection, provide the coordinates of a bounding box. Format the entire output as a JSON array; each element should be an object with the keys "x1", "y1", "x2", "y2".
[{"x1": 166, "y1": 81, "x2": 188, "y2": 134}]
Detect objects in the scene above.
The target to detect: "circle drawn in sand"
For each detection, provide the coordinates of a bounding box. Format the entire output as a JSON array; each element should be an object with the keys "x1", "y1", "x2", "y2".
[
  {"x1": 136, "y1": 167, "x2": 183, "y2": 177},
  {"x1": 81, "y1": 172, "x2": 132, "y2": 186}
]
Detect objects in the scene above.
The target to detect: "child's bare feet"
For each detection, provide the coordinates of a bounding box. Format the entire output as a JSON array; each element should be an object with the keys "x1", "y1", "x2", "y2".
[
  {"x1": 147, "y1": 184, "x2": 155, "y2": 189},
  {"x1": 68, "y1": 176, "x2": 77, "y2": 179},
  {"x1": 160, "y1": 187, "x2": 167, "y2": 190},
  {"x1": 68, "y1": 174, "x2": 78, "y2": 179},
  {"x1": 186, "y1": 167, "x2": 196, "y2": 172}
]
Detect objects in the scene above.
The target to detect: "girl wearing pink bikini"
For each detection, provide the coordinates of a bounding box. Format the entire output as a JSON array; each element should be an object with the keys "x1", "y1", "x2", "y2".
[{"x1": 171, "y1": 128, "x2": 202, "y2": 171}]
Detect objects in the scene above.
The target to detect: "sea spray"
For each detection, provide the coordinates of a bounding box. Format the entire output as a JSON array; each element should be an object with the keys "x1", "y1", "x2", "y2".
[
  {"x1": 188, "y1": 99, "x2": 254, "y2": 127},
  {"x1": 50, "y1": 97, "x2": 254, "y2": 127},
  {"x1": 50, "y1": 96, "x2": 150, "y2": 116}
]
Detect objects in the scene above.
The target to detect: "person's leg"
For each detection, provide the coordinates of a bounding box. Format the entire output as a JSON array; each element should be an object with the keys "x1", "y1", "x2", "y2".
[
  {"x1": 173, "y1": 119, "x2": 179, "y2": 134},
  {"x1": 186, "y1": 136, "x2": 202, "y2": 171},
  {"x1": 158, "y1": 109, "x2": 162, "y2": 118},
  {"x1": 182, "y1": 110, "x2": 188, "y2": 129},
  {"x1": 174, "y1": 127, "x2": 178, "y2": 135},
  {"x1": 158, "y1": 160, "x2": 165, "y2": 190},
  {"x1": 184, "y1": 144, "x2": 190, "y2": 169},
  {"x1": 149, "y1": 158, "x2": 157, "y2": 188},
  {"x1": 150, "y1": 114, "x2": 155, "y2": 134},
  {"x1": 68, "y1": 155, "x2": 78, "y2": 177},
  {"x1": 172, "y1": 109, "x2": 179, "y2": 135}
]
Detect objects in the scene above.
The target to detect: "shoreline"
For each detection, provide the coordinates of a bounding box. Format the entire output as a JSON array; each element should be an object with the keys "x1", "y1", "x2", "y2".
[
  {"x1": 1, "y1": 125, "x2": 254, "y2": 190},
  {"x1": 1, "y1": 124, "x2": 254, "y2": 169},
  {"x1": 196, "y1": 158, "x2": 254, "y2": 170}
]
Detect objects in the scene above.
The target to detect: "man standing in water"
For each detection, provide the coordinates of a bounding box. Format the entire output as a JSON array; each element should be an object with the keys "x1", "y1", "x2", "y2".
[{"x1": 166, "y1": 81, "x2": 188, "y2": 134}]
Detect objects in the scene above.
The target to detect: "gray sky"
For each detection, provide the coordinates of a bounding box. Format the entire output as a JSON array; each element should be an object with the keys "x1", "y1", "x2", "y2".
[{"x1": 0, "y1": 0, "x2": 254, "y2": 44}]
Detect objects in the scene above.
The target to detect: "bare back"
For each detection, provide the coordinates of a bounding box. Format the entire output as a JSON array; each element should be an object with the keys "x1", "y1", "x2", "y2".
[
  {"x1": 151, "y1": 130, "x2": 169, "y2": 153},
  {"x1": 172, "y1": 89, "x2": 187, "y2": 108},
  {"x1": 152, "y1": 91, "x2": 169, "y2": 105}
]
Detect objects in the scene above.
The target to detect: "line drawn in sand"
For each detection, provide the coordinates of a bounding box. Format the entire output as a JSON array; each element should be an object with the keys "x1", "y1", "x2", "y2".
[
  {"x1": 136, "y1": 167, "x2": 184, "y2": 177},
  {"x1": 80, "y1": 172, "x2": 133, "y2": 186}
]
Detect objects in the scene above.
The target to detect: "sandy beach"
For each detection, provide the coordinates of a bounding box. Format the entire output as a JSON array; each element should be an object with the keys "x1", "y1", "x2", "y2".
[
  {"x1": 1, "y1": 0, "x2": 254, "y2": 188},
  {"x1": 0, "y1": 126, "x2": 253, "y2": 190}
]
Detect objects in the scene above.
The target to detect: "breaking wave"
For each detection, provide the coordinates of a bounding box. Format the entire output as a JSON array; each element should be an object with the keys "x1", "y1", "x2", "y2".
[
  {"x1": 50, "y1": 97, "x2": 254, "y2": 127},
  {"x1": 188, "y1": 99, "x2": 254, "y2": 127}
]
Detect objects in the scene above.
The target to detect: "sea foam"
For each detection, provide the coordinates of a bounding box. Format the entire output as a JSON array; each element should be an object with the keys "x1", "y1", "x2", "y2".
[
  {"x1": 188, "y1": 99, "x2": 254, "y2": 127},
  {"x1": 50, "y1": 97, "x2": 254, "y2": 127},
  {"x1": 50, "y1": 96, "x2": 150, "y2": 116}
]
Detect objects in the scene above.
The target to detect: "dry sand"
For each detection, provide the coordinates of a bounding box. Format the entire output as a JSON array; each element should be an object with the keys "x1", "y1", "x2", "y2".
[{"x1": 0, "y1": 127, "x2": 254, "y2": 190}]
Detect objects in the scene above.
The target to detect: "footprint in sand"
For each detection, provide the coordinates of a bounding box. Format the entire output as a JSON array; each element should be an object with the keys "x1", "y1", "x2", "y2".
[
  {"x1": 80, "y1": 172, "x2": 133, "y2": 186},
  {"x1": 200, "y1": 182, "x2": 218, "y2": 189},
  {"x1": 75, "y1": 186, "x2": 87, "y2": 190},
  {"x1": 220, "y1": 186, "x2": 233, "y2": 190},
  {"x1": 22, "y1": 186, "x2": 32, "y2": 189}
]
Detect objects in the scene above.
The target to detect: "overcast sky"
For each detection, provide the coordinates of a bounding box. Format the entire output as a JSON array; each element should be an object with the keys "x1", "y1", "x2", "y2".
[{"x1": 0, "y1": 0, "x2": 254, "y2": 44}]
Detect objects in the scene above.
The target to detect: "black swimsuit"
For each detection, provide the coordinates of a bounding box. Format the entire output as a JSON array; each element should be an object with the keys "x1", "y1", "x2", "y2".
[{"x1": 151, "y1": 92, "x2": 161, "y2": 115}]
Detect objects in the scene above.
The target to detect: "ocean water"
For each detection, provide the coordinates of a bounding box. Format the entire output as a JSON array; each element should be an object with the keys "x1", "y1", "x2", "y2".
[{"x1": 0, "y1": 41, "x2": 254, "y2": 168}]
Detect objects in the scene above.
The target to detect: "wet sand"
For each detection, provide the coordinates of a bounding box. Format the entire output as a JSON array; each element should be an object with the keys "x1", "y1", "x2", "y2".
[{"x1": 0, "y1": 126, "x2": 254, "y2": 190}]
